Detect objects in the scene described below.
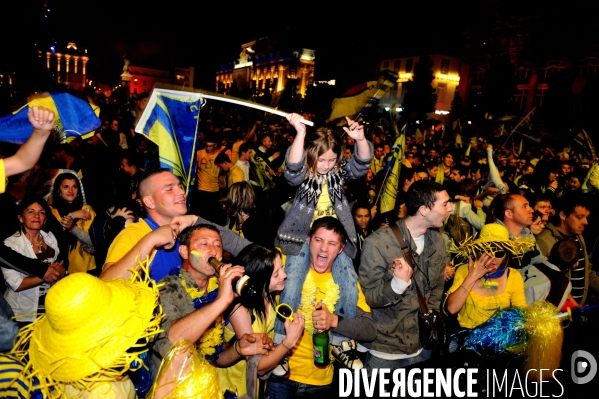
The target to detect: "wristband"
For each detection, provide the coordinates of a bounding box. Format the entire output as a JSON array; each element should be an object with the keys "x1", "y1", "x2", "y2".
[
  {"x1": 234, "y1": 340, "x2": 243, "y2": 357},
  {"x1": 281, "y1": 341, "x2": 293, "y2": 350},
  {"x1": 459, "y1": 285, "x2": 468, "y2": 293}
]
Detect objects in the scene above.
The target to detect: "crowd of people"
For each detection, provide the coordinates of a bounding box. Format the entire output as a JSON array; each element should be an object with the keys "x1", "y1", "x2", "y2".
[{"x1": 0, "y1": 95, "x2": 598, "y2": 398}]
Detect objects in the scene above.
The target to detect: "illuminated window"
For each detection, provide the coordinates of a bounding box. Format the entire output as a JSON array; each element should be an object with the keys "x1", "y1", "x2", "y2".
[
  {"x1": 437, "y1": 82, "x2": 447, "y2": 103},
  {"x1": 441, "y1": 59, "x2": 450, "y2": 75}
]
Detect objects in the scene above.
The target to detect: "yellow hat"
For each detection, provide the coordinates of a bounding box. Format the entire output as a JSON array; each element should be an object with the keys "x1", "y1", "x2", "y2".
[
  {"x1": 11, "y1": 263, "x2": 163, "y2": 397},
  {"x1": 452, "y1": 223, "x2": 535, "y2": 261}
]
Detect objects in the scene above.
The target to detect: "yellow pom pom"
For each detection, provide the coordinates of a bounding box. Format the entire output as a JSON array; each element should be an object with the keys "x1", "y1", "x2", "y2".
[
  {"x1": 523, "y1": 302, "x2": 564, "y2": 382},
  {"x1": 148, "y1": 340, "x2": 223, "y2": 399}
]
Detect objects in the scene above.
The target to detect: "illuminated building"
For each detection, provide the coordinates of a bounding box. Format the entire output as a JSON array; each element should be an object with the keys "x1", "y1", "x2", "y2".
[
  {"x1": 216, "y1": 37, "x2": 315, "y2": 98},
  {"x1": 378, "y1": 54, "x2": 467, "y2": 115},
  {"x1": 45, "y1": 42, "x2": 89, "y2": 91},
  {"x1": 127, "y1": 66, "x2": 170, "y2": 95},
  {"x1": 121, "y1": 65, "x2": 195, "y2": 95}
]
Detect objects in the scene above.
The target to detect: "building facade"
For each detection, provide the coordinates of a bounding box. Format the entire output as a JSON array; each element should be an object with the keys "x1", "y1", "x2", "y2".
[
  {"x1": 127, "y1": 66, "x2": 170, "y2": 95},
  {"x1": 45, "y1": 42, "x2": 89, "y2": 91},
  {"x1": 216, "y1": 37, "x2": 315, "y2": 98}
]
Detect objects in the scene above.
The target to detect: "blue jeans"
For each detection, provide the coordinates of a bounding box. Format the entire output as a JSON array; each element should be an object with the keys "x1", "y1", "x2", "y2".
[
  {"x1": 265, "y1": 378, "x2": 332, "y2": 399},
  {"x1": 364, "y1": 349, "x2": 432, "y2": 374}
]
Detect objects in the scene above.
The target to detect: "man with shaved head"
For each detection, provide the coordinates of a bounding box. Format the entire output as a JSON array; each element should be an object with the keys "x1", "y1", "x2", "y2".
[{"x1": 101, "y1": 168, "x2": 249, "y2": 281}]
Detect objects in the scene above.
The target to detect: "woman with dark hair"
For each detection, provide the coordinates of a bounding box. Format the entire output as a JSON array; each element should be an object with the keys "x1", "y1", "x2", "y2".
[
  {"x1": 49, "y1": 172, "x2": 97, "y2": 274},
  {"x1": 529, "y1": 210, "x2": 546, "y2": 236},
  {"x1": 226, "y1": 181, "x2": 275, "y2": 247},
  {"x1": 1, "y1": 195, "x2": 65, "y2": 326},
  {"x1": 218, "y1": 244, "x2": 304, "y2": 397}
]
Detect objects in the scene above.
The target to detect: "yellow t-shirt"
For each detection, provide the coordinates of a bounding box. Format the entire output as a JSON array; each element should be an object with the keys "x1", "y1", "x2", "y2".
[
  {"x1": 310, "y1": 176, "x2": 337, "y2": 226},
  {"x1": 105, "y1": 219, "x2": 152, "y2": 267},
  {"x1": 196, "y1": 149, "x2": 222, "y2": 192},
  {"x1": 228, "y1": 165, "x2": 246, "y2": 187},
  {"x1": 62, "y1": 377, "x2": 136, "y2": 399},
  {"x1": 288, "y1": 269, "x2": 370, "y2": 386},
  {"x1": 0, "y1": 159, "x2": 5, "y2": 193},
  {"x1": 446, "y1": 265, "x2": 527, "y2": 329},
  {"x1": 218, "y1": 304, "x2": 276, "y2": 397}
]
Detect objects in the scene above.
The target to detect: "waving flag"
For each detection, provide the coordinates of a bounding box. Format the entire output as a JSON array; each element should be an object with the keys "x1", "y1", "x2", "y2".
[
  {"x1": 328, "y1": 81, "x2": 378, "y2": 121},
  {"x1": 354, "y1": 69, "x2": 399, "y2": 121},
  {"x1": 250, "y1": 150, "x2": 276, "y2": 191},
  {"x1": 379, "y1": 124, "x2": 406, "y2": 213},
  {"x1": 135, "y1": 88, "x2": 202, "y2": 198},
  {"x1": 0, "y1": 92, "x2": 100, "y2": 144}
]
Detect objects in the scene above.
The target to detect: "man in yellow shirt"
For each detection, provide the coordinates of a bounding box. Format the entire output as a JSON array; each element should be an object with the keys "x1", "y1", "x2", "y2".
[
  {"x1": 101, "y1": 169, "x2": 249, "y2": 282},
  {"x1": 215, "y1": 152, "x2": 246, "y2": 187},
  {"x1": 265, "y1": 217, "x2": 376, "y2": 398},
  {"x1": 190, "y1": 137, "x2": 229, "y2": 224}
]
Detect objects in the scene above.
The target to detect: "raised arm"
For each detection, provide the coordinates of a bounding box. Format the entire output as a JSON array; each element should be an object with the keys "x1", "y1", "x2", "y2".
[
  {"x1": 485, "y1": 144, "x2": 507, "y2": 194},
  {"x1": 343, "y1": 116, "x2": 371, "y2": 162},
  {"x1": 101, "y1": 225, "x2": 178, "y2": 280},
  {"x1": 285, "y1": 113, "x2": 307, "y2": 164},
  {"x1": 167, "y1": 265, "x2": 244, "y2": 345},
  {"x1": 4, "y1": 107, "x2": 54, "y2": 176},
  {"x1": 446, "y1": 254, "x2": 491, "y2": 314}
]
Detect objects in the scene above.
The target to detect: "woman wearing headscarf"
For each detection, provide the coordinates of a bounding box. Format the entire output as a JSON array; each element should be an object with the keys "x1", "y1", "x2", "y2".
[{"x1": 49, "y1": 171, "x2": 97, "y2": 274}]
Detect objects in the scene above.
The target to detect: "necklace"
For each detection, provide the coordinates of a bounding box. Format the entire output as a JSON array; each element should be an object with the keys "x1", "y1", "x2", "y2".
[
  {"x1": 482, "y1": 276, "x2": 499, "y2": 290},
  {"x1": 30, "y1": 237, "x2": 44, "y2": 254}
]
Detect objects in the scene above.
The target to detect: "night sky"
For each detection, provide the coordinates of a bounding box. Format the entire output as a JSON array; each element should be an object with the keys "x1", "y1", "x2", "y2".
[
  {"x1": 2, "y1": 0, "x2": 594, "y2": 89},
  {"x1": 2, "y1": 0, "x2": 480, "y2": 86}
]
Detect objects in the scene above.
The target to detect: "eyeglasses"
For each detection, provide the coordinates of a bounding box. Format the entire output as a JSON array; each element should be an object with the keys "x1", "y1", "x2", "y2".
[
  {"x1": 276, "y1": 303, "x2": 294, "y2": 322},
  {"x1": 488, "y1": 250, "x2": 506, "y2": 259}
]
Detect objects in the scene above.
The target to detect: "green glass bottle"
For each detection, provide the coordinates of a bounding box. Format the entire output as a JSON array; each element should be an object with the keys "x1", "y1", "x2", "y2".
[{"x1": 313, "y1": 330, "x2": 330, "y2": 367}]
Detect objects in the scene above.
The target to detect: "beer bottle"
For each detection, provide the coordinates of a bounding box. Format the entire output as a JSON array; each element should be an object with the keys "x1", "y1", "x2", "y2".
[
  {"x1": 313, "y1": 329, "x2": 330, "y2": 367},
  {"x1": 208, "y1": 257, "x2": 261, "y2": 305}
]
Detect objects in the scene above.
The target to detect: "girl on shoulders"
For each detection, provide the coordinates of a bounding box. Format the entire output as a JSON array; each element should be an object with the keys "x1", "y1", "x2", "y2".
[{"x1": 276, "y1": 114, "x2": 373, "y2": 259}]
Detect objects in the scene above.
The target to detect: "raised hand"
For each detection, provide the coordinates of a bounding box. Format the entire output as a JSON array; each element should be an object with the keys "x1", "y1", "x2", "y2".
[
  {"x1": 343, "y1": 117, "x2": 365, "y2": 141},
  {"x1": 27, "y1": 106, "x2": 55, "y2": 132},
  {"x1": 286, "y1": 113, "x2": 307, "y2": 137}
]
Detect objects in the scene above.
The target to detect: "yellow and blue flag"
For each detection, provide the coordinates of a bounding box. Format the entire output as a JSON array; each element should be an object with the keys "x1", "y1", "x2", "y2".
[
  {"x1": 329, "y1": 81, "x2": 378, "y2": 121},
  {"x1": 0, "y1": 92, "x2": 100, "y2": 144},
  {"x1": 354, "y1": 69, "x2": 399, "y2": 122},
  {"x1": 135, "y1": 89, "x2": 202, "y2": 198},
  {"x1": 379, "y1": 123, "x2": 406, "y2": 214}
]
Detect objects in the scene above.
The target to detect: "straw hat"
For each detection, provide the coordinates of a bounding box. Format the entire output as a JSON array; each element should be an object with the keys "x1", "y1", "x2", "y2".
[
  {"x1": 11, "y1": 265, "x2": 163, "y2": 397},
  {"x1": 451, "y1": 223, "x2": 535, "y2": 262}
]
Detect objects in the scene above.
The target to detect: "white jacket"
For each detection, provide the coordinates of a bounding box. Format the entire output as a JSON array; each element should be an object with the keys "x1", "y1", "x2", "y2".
[{"x1": 2, "y1": 230, "x2": 59, "y2": 322}]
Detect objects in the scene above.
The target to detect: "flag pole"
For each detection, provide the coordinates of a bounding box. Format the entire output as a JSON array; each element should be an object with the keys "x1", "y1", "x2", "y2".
[
  {"x1": 503, "y1": 107, "x2": 535, "y2": 147},
  {"x1": 185, "y1": 98, "x2": 203, "y2": 199},
  {"x1": 373, "y1": 166, "x2": 392, "y2": 209},
  {"x1": 197, "y1": 92, "x2": 313, "y2": 126}
]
